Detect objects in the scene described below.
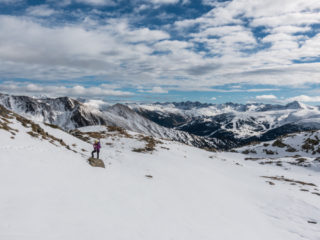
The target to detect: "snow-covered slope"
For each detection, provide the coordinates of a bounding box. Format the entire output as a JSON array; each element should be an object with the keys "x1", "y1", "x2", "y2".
[
  {"x1": 0, "y1": 93, "x2": 217, "y2": 149},
  {"x1": 1, "y1": 105, "x2": 320, "y2": 240},
  {"x1": 237, "y1": 130, "x2": 320, "y2": 159},
  {"x1": 232, "y1": 129, "x2": 320, "y2": 173}
]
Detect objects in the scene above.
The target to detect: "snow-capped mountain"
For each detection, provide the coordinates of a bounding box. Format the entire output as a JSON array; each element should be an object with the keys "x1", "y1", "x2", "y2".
[
  {"x1": 0, "y1": 93, "x2": 218, "y2": 149},
  {"x1": 1, "y1": 104, "x2": 319, "y2": 240},
  {"x1": 2, "y1": 92, "x2": 320, "y2": 150},
  {"x1": 130, "y1": 101, "x2": 320, "y2": 148}
]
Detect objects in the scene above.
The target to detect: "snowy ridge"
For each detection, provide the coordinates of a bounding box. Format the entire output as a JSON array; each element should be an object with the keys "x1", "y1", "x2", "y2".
[
  {"x1": 0, "y1": 93, "x2": 113, "y2": 129},
  {"x1": 0, "y1": 93, "x2": 218, "y2": 149},
  {"x1": 1, "y1": 105, "x2": 320, "y2": 239},
  {"x1": 2, "y1": 93, "x2": 320, "y2": 150}
]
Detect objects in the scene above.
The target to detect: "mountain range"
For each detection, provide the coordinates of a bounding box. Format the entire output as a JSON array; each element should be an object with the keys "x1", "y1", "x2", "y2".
[
  {"x1": 130, "y1": 101, "x2": 320, "y2": 149},
  {"x1": 1, "y1": 92, "x2": 320, "y2": 150},
  {"x1": 0, "y1": 93, "x2": 218, "y2": 149}
]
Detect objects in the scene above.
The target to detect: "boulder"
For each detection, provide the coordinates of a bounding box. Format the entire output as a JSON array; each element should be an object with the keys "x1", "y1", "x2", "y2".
[{"x1": 88, "y1": 158, "x2": 105, "y2": 168}]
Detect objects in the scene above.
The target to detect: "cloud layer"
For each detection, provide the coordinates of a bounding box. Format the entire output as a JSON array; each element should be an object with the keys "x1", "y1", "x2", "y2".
[
  {"x1": 0, "y1": 82, "x2": 132, "y2": 98},
  {"x1": 0, "y1": 0, "x2": 319, "y2": 100}
]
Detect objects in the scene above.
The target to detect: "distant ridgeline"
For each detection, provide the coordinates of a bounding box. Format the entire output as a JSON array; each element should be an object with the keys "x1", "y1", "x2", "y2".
[{"x1": 1, "y1": 93, "x2": 320, "y2": 150}]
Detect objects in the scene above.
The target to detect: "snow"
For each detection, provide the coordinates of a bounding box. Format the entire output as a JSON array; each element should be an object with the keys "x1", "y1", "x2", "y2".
[{"x1": 1, "y1": 113, "x2": 320, "y2": 239}]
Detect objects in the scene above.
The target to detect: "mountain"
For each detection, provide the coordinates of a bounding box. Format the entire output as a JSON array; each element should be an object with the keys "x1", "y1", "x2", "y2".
[
  {"x1": 1, "y1": 104, "x2": 319, "y2": 240},
  {"x1": 0, "y1": 93, "x2": 111, "y2": 129},
  {"x1": 2, "y1": 93, "x2": 320, "y2": 150},
  {"x1": 0, "y1": 93, "x2": 218, "y2": 149},
  {"x1": 130, "y1": 101, "x2": 320, "y2": 149}
]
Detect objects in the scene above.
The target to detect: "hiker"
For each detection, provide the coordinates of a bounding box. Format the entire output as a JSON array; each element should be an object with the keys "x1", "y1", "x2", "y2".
[{"x1": 91, "y1": 140, "x2": 101, "y2": 159}]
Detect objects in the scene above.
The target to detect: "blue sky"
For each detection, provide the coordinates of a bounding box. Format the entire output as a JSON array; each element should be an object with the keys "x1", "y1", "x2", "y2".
[{"x1": 0, "y1": 0, "x2": 320, "y2": 104}]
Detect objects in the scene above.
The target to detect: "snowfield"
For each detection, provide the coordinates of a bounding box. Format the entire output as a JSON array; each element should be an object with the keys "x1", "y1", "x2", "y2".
[{"x1": 0, "y1": 108, "x2": 319, "y2": 240}]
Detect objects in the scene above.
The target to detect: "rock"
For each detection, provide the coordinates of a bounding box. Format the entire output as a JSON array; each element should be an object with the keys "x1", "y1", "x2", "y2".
[
  {"x1": 307, "y1": 220, "x2": 317, "y2": 224},
  {"x1": 88, "y1": 158, "x2": 105, "y2": 168},
  {"x1": 266, "y1": 181, "x2": 275, "y2": 185}
]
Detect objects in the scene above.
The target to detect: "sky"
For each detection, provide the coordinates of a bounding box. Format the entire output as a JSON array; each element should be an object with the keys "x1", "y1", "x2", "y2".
[{"x1": 0, "y1": 0, "x2": 320, "y2": 104}]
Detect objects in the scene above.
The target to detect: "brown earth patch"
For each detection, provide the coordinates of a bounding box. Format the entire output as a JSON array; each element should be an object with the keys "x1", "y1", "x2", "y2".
[
  {"x1": 132, "y1": 135, "x2": 162, "y2": 153},
  {"x1": 107, "y1": 126, "x2": 132, "y2": 138}
]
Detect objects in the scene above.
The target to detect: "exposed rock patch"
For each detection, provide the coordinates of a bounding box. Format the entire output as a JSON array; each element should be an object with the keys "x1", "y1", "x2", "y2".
[{"x1": 88, "y1": 158, "x2": 105, "y2": 168}]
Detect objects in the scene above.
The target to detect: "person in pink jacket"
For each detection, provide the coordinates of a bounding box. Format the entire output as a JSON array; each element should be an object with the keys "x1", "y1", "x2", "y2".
[{"x1": 91, "y1": 140, "x2": 101, "y2": 159}]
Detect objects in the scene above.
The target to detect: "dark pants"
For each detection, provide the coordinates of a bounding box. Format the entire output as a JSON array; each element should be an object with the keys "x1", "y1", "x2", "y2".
[{"x1": 91, "y1": 149, "x2": 100, "y2": 159}]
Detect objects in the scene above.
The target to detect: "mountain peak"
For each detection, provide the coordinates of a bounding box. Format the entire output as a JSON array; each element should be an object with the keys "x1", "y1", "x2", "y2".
[
  {"x1": 285, "y1": 101, "x2": 304, "y2": 109},
  {"x1": 109, "y1": 103, "x2": 135, "y2": 114}
]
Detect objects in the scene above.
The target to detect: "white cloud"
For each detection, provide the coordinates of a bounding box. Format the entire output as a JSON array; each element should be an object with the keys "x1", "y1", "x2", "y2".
[
  {"x1": 251, "y1": 12, "x2": 320, "y2": 28},
  {"x1": 75, "y1": 0, "x2": 117, "y2": 6},
  {"x1": 204, "y1": 88, "x2": 280, "y2": 93},
  {"x1": 0, "y1": 82, "x2": 133, "y2": 98},
  {"x1": 83, "y1": 99, "x2": 110, "y2": 109},
  {"x1": 202, "y1": 0, "x2": 229, "y2": 7},
  {"x1": 139, "y1": 86, "x2": 168, "y2": 93},
  {"x1": 246, "y1": 89, "x2": 280, "y2": 93},
  {"x1": 26, "y1": 83, "x2": 43, "y2": 91},
  {"x1": 270, "y1": 26, "x2": 311, "y2": 34},
  {"x1": 149, "y1": 0, "x2": 179, "y2": 4},
  {"x1": 71, "y1": 0, "x2": 179, "y2": 6},
  {"x1": 169, "y1": 1, "x2": 320, "y2": 88},
  {"x1": 148, "y1": 87, "x2": 168, "y2": 93},
  {"x1": 135, "y1": 4, "x2": 149, "y2": 11},
  {"x1": 109, "y1": 20, "x2": 170, "y2": 43},
  {"x1": 256, "y1": 95, "x2": 277, "y2": 100},
  {"x1": 26, "y1": 5, "x2": 57, "y2": 17},
  {"x1": 1, "y1": 0, "x2": 320, "y2": 92},
  {"x1": 286, "y1": 95, "x2": 320, "y2": 103},
  {"x1": 210, "y1": 97, "x2": 216, "y2": 100},
  {"x1": 0, "y1": 15, "x2": 170, "y2": 82}
]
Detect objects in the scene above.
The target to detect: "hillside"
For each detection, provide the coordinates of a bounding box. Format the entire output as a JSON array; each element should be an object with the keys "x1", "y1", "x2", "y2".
[
  {"x1": 235, "y1": 130, "x2": 320, "y2": 169},
  {"x1": 0, "y1": 105, "x2": 320, "y2": 239}
]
